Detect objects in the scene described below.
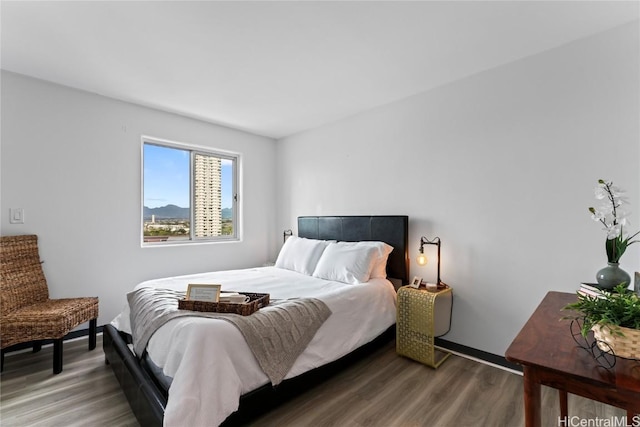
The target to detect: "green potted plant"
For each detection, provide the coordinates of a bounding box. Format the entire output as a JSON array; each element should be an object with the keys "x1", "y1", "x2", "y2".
[{"x1": 564, "y1": 284, "x2": 640, "y2": 359}]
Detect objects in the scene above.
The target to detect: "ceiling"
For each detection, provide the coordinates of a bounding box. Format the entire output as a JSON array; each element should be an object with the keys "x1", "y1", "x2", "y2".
[{"x1": 2, "y1": 1, "x2": 638, "y2": 139}]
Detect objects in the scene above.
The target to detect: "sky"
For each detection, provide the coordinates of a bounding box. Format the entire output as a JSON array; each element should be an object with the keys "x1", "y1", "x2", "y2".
[{"x1": 143, "y1": 143, "x2": 233, "y2": 209}]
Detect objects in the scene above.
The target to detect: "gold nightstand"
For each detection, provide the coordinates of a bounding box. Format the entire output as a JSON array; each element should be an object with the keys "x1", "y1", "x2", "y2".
[{"x1": 396, "y1": 285, "x2": 453, "y2": 368}]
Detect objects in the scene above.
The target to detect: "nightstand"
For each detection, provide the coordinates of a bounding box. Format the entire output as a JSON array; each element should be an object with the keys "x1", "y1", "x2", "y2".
[{"x1": 396, "y1": 284, "x2": 453, "y2": 368}]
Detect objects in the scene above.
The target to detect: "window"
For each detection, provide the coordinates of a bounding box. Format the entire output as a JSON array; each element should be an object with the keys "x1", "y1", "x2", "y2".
[{"x1": 142, "y1": 137, "x2": 238, "y2": 245}]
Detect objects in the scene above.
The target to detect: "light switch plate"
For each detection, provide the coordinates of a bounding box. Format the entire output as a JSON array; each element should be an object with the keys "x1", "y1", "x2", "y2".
[{"x1": 10, "y1": 208, "x2": 24, "y2": 224}]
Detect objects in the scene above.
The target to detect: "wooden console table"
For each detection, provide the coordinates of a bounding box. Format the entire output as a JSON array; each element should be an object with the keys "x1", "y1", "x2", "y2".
[{"x1": 505, "y1": 291, "x2": 640, "y2": 427}]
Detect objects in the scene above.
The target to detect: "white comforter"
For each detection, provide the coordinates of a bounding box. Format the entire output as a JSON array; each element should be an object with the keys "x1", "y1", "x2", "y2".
[{"x1": 111, "y1": 266, "x2": 397, "y2": 427}]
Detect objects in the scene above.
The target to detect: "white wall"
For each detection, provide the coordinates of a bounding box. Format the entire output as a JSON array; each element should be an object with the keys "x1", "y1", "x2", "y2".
[
  {"x1": 276, "y1": 22, "x2": 640, "y2": 356},
  {"x1": 1, "y1": 71, "x2": 278, "y2": 326}
]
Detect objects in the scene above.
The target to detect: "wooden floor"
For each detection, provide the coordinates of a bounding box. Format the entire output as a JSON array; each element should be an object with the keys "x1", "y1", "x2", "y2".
[{"x1": 0, "y1": 334, "x2": 626, "y2": 427}]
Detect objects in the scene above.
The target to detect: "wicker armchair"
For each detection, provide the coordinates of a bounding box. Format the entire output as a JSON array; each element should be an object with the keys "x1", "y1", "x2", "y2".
[{"x1": 1, "y1": 234, "x2": 99, "y2": 374}]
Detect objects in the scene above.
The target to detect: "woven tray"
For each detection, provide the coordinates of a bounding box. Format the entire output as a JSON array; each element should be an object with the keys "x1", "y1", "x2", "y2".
[{"x1": 178, "y1": 292, "x2": 270, "y2": 316}]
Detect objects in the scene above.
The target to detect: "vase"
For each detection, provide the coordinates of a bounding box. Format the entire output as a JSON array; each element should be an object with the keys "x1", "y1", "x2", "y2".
[{"x1": 596, "y1": 262, "x2": 631, "y2": 290}]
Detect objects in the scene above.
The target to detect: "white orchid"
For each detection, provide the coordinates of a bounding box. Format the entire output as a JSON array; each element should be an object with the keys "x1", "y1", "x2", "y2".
[
  {"x1": 594, "y1": 185, "x2": 609, "y2": 200},
  {"x1": 605, "y1": 224, "x2": 622, "y2": 240},
  {"x1": 590, "y1": 209, "x2": 605, "y2": 221},
  {"x1": 588, "y1": 179, "x2": 639, "y2": 263}
]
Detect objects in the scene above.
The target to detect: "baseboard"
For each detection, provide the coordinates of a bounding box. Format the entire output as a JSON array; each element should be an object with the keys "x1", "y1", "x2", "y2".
[
  {"x1": 2, "y1": 325, "x2": 105, "y2": 354},
  {"x1": 3, "y1": 325, "x2": 522, "y2": 374},
  {"x1": 435, "y1": 337, "x2": 522, "y2": 372}
]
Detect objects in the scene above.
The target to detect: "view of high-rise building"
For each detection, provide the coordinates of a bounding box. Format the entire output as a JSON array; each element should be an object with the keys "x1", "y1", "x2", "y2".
[{"x1": 194, "y1": 153, "x2": 222, "y2": 237}]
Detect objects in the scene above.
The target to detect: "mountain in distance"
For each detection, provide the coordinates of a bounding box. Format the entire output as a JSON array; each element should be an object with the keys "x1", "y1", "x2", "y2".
[
  {"x1": 144, "y1": 204, "x2": 189, "y2": 220},
  {"x1": 144, "y1": 205, "x2": 232, "y2": 220}
]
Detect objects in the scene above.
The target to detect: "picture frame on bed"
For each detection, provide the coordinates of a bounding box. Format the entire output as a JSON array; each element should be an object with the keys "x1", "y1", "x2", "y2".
[
  {"x1": 186, "y1": 284, "x2": 221, "y2": 302},
  {"x1": 410, "y1": 276, "x2": 422, "y2": 288}
]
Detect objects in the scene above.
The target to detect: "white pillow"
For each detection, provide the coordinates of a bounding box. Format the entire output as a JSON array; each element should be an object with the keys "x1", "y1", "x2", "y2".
[
  {"x1": 358, "y1": 241, "x2": 394, "y2": 279},
  {"x1": 329, "y1": 241, "x2": 393, "y2": 279},
  {"x1": 275, "y1": 236, "x2": 331, "y2": 276},
  {"x1": 312, "y1": 242, "x2": 379, "y2": 284}
]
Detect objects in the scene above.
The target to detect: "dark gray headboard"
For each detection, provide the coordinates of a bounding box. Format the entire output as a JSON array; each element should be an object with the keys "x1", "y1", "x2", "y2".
[{"x1": 298, "y1": 215, "x2": 409, "y2": 286}]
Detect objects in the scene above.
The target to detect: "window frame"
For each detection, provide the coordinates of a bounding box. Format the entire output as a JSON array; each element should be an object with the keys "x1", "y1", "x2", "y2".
[{"x1": 141, "y1": 136, "x2": 240, "y2": 247}]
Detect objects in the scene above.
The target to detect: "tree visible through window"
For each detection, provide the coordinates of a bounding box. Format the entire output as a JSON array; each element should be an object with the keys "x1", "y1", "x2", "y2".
[{"x1": 142, "y1": 138, "x2": 238, "y2": 244}]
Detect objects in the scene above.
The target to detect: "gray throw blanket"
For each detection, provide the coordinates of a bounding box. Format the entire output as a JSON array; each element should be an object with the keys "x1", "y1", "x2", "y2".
[{"x1": 127, "y1": 286, "x2": 332, "y2": 385}]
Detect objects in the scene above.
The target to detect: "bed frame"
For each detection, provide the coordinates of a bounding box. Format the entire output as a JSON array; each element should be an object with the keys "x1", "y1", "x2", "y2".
[{"x1": 103, "y1": 215, "x2": 409, "y2": 427}]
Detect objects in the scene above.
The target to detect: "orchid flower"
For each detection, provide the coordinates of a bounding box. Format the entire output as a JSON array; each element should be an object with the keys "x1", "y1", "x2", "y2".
[{"x1": 588, "y1": 179, "x2": 639, "y2": 263}]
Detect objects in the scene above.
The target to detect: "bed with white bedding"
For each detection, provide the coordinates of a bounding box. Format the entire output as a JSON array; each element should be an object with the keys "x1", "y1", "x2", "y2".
[{"x1": 103, "y1": 215, "x2": 409, "y2": 427}]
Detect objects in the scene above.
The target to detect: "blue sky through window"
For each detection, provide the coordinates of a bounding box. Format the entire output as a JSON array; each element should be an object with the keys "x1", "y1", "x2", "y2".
[{"x1": 144, "y1": 144, "x2": 233, "y2": 209}]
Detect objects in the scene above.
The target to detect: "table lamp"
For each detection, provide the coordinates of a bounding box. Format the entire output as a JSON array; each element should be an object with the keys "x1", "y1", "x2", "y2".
[{"x1": 417, "y1": 236, "x2": 442, "y2": 286}]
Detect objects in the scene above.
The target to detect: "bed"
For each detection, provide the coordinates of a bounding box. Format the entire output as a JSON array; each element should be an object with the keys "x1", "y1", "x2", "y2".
[{"x1": 103, "y1": 215, "x2": 409, "y2": 426}]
